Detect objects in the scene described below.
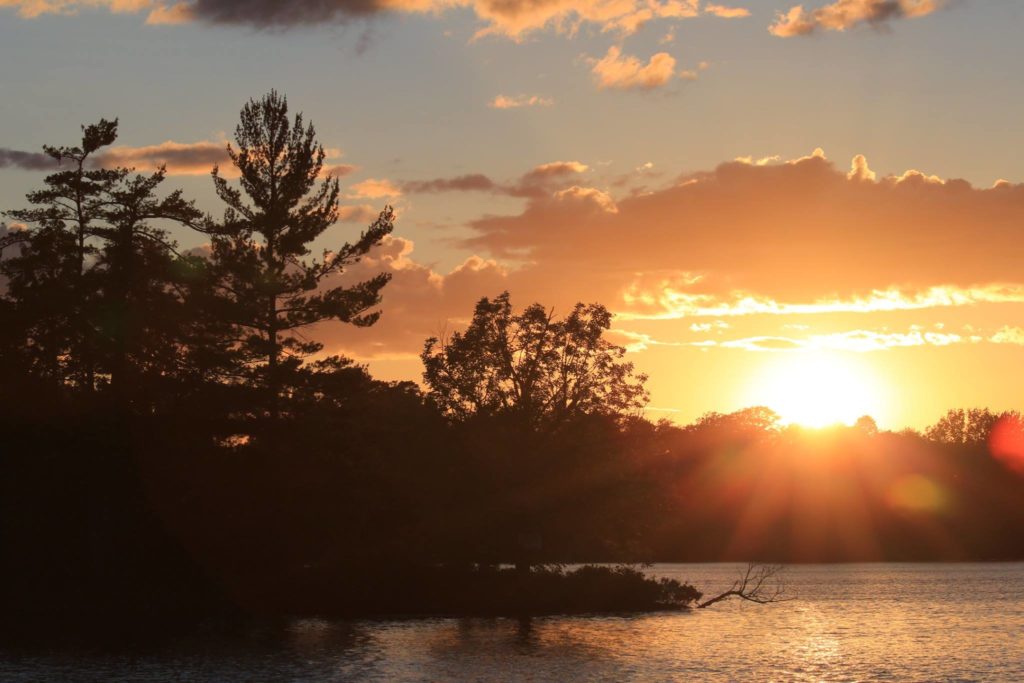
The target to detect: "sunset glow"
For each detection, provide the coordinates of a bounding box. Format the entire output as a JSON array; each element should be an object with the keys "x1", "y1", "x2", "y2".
[
  {"x1": 3, "y1": 2, "x2": 1024, "y2": 677},
  {"x1": 743, "y1": 352, "x2": 886, "y2": 428},
  {"x1": 2, "y1": 2, "x2": 1024, "y2": 432}
]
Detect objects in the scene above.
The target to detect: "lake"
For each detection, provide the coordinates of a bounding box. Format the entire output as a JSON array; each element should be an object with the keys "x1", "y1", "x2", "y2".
[{"x1": 2, "y1": 563, "x2": 1022, "y2": 681}]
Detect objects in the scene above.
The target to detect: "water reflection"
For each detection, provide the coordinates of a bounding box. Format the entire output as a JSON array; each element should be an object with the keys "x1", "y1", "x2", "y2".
[{"x1": 1, "y1": 563, "x2": 1023, "y2": 682}]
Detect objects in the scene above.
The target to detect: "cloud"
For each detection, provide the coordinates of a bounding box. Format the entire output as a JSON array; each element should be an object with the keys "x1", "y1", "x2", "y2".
[
  {"x1": 769, "y1": 0, "x2": 945, "y2": 37},
  {"x1": 347, "y1": 177, "x2": 403, "y2": 199},
  {"x1": 0, "y1": 0, "x2": 152, "y2": 19},
  {"x1": 196, "y1": 152, "x2": 1024, "y2": 372},
  {"x1": 310, "y1": 234, "x2": 515, "y2": 359},
  {"x1": 402, "y1": 174, "x2": 496, "y2": 194},
  {"x1": 1, "y1": 141, "x2": 229, "y2": 175},
  {"x1": 520, "y1": 160, "x2": 588, "y2": 182},
  {"x1": 400, "y1": 160, "x2": 589, "y2": 198},
  {"x1": 460, "y1": 150, "x2": 1024, "y2": 318},
  {"x1": 991, "y1": 326, "x2": 1024, "y2": 346},
  {"x1": 617, "y1": 284, "x2": 1024, "y2": 321},
  {"x1": 2, "y1": 141, "x2": 228, "y2": 175},
  {"x1": 324, "y1": 163, "x2": 358, "y2": 177},
  {"x1": 735, "y1": 154, "x2": 782, "y2": 166},
  {"x1": 2, "y1": 139, "x2": 354, "y2": 178},
  {"x1": 553, "y1": 185, "x2": 618, "y2": 213},
  {"x1": 489, "y1": 94, "x2": 554, "y2": 109},
  {"x1": 847, "y1": 153, "x2": 876, "y2": 181},
  {"x1": 590, "y1": 46, "x2": 679, "y2": 91},
  {"x1": 93, "y1": 140, "x2": 229, "y2": 175},
  {"x1": 703, "y1": 3, "x2": 749, "y2": 18},
  {"x1": 0, "y1": 0, "x2": 741, "y2": 39},
  {"x1": 337, "y1": 204, "x2": 381, "y2": 223},
  {"x1": 695, "y1": 329, "x2": 969, "y2": 352},
  {"x1": 0, "y1": 148, "x2": 57, "y2": 171}
]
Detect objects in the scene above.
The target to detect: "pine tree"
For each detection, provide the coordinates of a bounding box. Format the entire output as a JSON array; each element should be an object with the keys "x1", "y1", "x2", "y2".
[
  {"x1": 206, "y1": 91, "x2": 394, "y2": 418},
  {"x1": 94, "y1": 168, "x2": 202, "y2": 408},
  {"x1": 2, "y1": 120, "x2": 125, "y2": 392}
]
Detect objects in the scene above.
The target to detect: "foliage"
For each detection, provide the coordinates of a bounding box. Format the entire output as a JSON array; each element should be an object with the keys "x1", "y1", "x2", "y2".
[
  {"x1": 924, "y1": 408, "x2": 1018, "y2": 445},
  {"x1": 204, "y1": 90, "x2": 393, "y2": 415},
  {"x1": 422, "y1": 291, "x2": 648, "y2": 431},
  {"x1": 3, "y1": 99, "x2": 1024, "y2": 629}
]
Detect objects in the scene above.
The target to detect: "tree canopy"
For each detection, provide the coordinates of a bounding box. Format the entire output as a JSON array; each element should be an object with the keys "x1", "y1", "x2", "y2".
[
  {"x1": 205, "y1": 90, "x2": 394, "y2": 416},
  {"x1": 421, "y1": 291, "x2": 649, "y2": 431}
]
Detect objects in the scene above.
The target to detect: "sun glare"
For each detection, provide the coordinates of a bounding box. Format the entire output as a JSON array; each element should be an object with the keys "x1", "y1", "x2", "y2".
[{"x1": 743, "y1": 352, "x2": 886, "y2": 428}]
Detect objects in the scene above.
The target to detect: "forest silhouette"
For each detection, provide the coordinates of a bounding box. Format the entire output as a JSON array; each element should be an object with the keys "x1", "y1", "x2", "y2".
[{"x1": 2, "y1": 93, "x2": 1024, "y2": 632}]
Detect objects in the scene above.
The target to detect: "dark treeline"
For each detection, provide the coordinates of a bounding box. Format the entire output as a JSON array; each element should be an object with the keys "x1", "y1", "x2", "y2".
[{"x1": 2, "y1": 93, "x2": 1024, "y2": 630}]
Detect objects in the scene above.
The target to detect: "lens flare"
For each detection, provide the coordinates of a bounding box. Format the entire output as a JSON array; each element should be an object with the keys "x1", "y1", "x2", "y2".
[
  {"x1": 886, "y1": 475, "x2": 947, "y2": 513},
  {"x1": 990, "y1": 414, "x2": 1024, "y2": 475}
]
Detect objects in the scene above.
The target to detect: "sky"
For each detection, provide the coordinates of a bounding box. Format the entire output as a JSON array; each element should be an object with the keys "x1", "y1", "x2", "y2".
[{"x1": 2, "y1": 0, "x2": 1023, "y2": 430}]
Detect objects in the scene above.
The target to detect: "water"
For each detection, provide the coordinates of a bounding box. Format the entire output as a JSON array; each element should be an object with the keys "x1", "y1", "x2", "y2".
[{"x1": 3, "y1": 563, "x2": 1023, "y2": 681}]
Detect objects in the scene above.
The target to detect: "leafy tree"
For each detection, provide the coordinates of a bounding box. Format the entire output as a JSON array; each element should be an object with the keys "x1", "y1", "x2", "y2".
[
  {"x1": 854, "y1": 415, "x2": 879, "y2": 435},
  {"x1": 205, "y1": 91, "x2": 394, "y2": 417},
  {"x1": 688, "y1": 406, "x2": 782, "y2": 436},
  {"x1": 421, "y1": 292, "x2": 648, "y2": 570},
  {"x1": 422, "y1": 292, "x2": 648, "y2": 432}
]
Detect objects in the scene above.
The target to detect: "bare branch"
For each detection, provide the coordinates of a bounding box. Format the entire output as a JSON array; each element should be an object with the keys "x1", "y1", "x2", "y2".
[{"x1": 697, "y1": 563, "x2": 794, "y2": 609}]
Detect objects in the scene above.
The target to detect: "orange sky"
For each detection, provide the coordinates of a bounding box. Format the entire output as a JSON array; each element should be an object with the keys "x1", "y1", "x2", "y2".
[{"x1": 2, "y1": 0, "x2": 1022, "y2": 430}]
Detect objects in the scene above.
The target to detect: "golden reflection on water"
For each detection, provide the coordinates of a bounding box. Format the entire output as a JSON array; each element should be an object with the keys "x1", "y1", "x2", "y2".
[
  {"x1": 346, "y1": 564, "x2": 1024, "y2": 682},
  {"x1": 2, "y1": 564, "x2": 1022, "y2": 681}
]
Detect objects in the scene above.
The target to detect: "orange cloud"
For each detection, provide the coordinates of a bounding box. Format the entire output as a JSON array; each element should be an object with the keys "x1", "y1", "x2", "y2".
[
  {"x1": 347, "y1": 178, "x2": 403, "y2": 199},
  {"x1": 0, "y1": 0, "x2": 151, "y2": 18},
  {"x1": 590, "y1": 46, "x2": 679, "y2": 91},
  {"x1": 769, "y1": 0, "x2": 945, "y2": 37},
  {"x1": 703, "y1": 3, "x2": 749, "y2": 18},
  {"x1": 847, "y1": 153, "x2": 876, "y2": 181},
  {"x1": 553, "y1": 186, "x2": 618, "y2": 213},
  {"x1": 522, "y1": 160, "x2": 588, "y2": 180},
  {"x1": 462, "y1": 150, "x2": 1024, "y2": 311},
  {"x1": 489, "y1": 94, "x2": 553, "y2": 109},
  {"x1": 93, "y1": 140, "x2": 229, "y2": 175},
  {"x1": 1, "y1": 0, "x2": 738, "y2": 39},
  {"x1": 337, "y1": 204, "x2": 381, "y2": 223},
  {"x1": 618, "y1": 284, "x2": 1024, "y2": 321},
  {"x1": 310, "y1": 235, "x2": 513, "y2": 359}
]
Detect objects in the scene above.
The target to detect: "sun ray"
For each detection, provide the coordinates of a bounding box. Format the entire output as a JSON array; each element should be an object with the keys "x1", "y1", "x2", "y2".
[{"x1": 742, "y1": 351, "x2": 888, "y2": 428}]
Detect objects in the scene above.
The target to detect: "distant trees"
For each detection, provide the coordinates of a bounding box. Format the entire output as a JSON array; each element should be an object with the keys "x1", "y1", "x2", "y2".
[
  {"x1": 688, "y1": 406, "x2": 782, "y2": 435},
  {"x1": 925, "y1": 408, "x2": 1018, "y2": 445},
  {"x1": 204, "y1": 91, "x2": 394, "y2": 418},
  {"x1": 422, "y1": 291, "x2": 648, "y2": 432}
]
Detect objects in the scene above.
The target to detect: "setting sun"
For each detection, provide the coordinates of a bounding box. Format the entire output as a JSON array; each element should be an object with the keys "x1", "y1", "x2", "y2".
[{"x1": 743, "y1": 352, "x2": 887, "y2": 428}]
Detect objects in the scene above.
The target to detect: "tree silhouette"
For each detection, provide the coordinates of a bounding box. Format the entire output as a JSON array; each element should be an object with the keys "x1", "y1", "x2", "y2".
[
  {"x1": 94, "y1": 167, "x2": 202, "y2": 408},
  {"x1": 204, "y1": 91, "x2": 394, "y2": 417},
  {"x1": 697, "y1": 563, "x2": 792, "y2": 608},
  {"x1": 925, "y1": 408, "x2": 1004, "y2": 445},
  {"x1": 2, "y1": 120, "x2": 124, "y2": 392},
  {"x1": 422, "y1": 292, "x2": 649, "y2": 571},
  {"x1": 422, "y1": 291, "x2": 648, "y2": 432}
]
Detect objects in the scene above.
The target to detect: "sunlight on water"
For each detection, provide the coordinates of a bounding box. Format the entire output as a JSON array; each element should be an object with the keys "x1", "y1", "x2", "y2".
[{"x1": 2, "y1": 564, "x2": 1023, "y2": 682}]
